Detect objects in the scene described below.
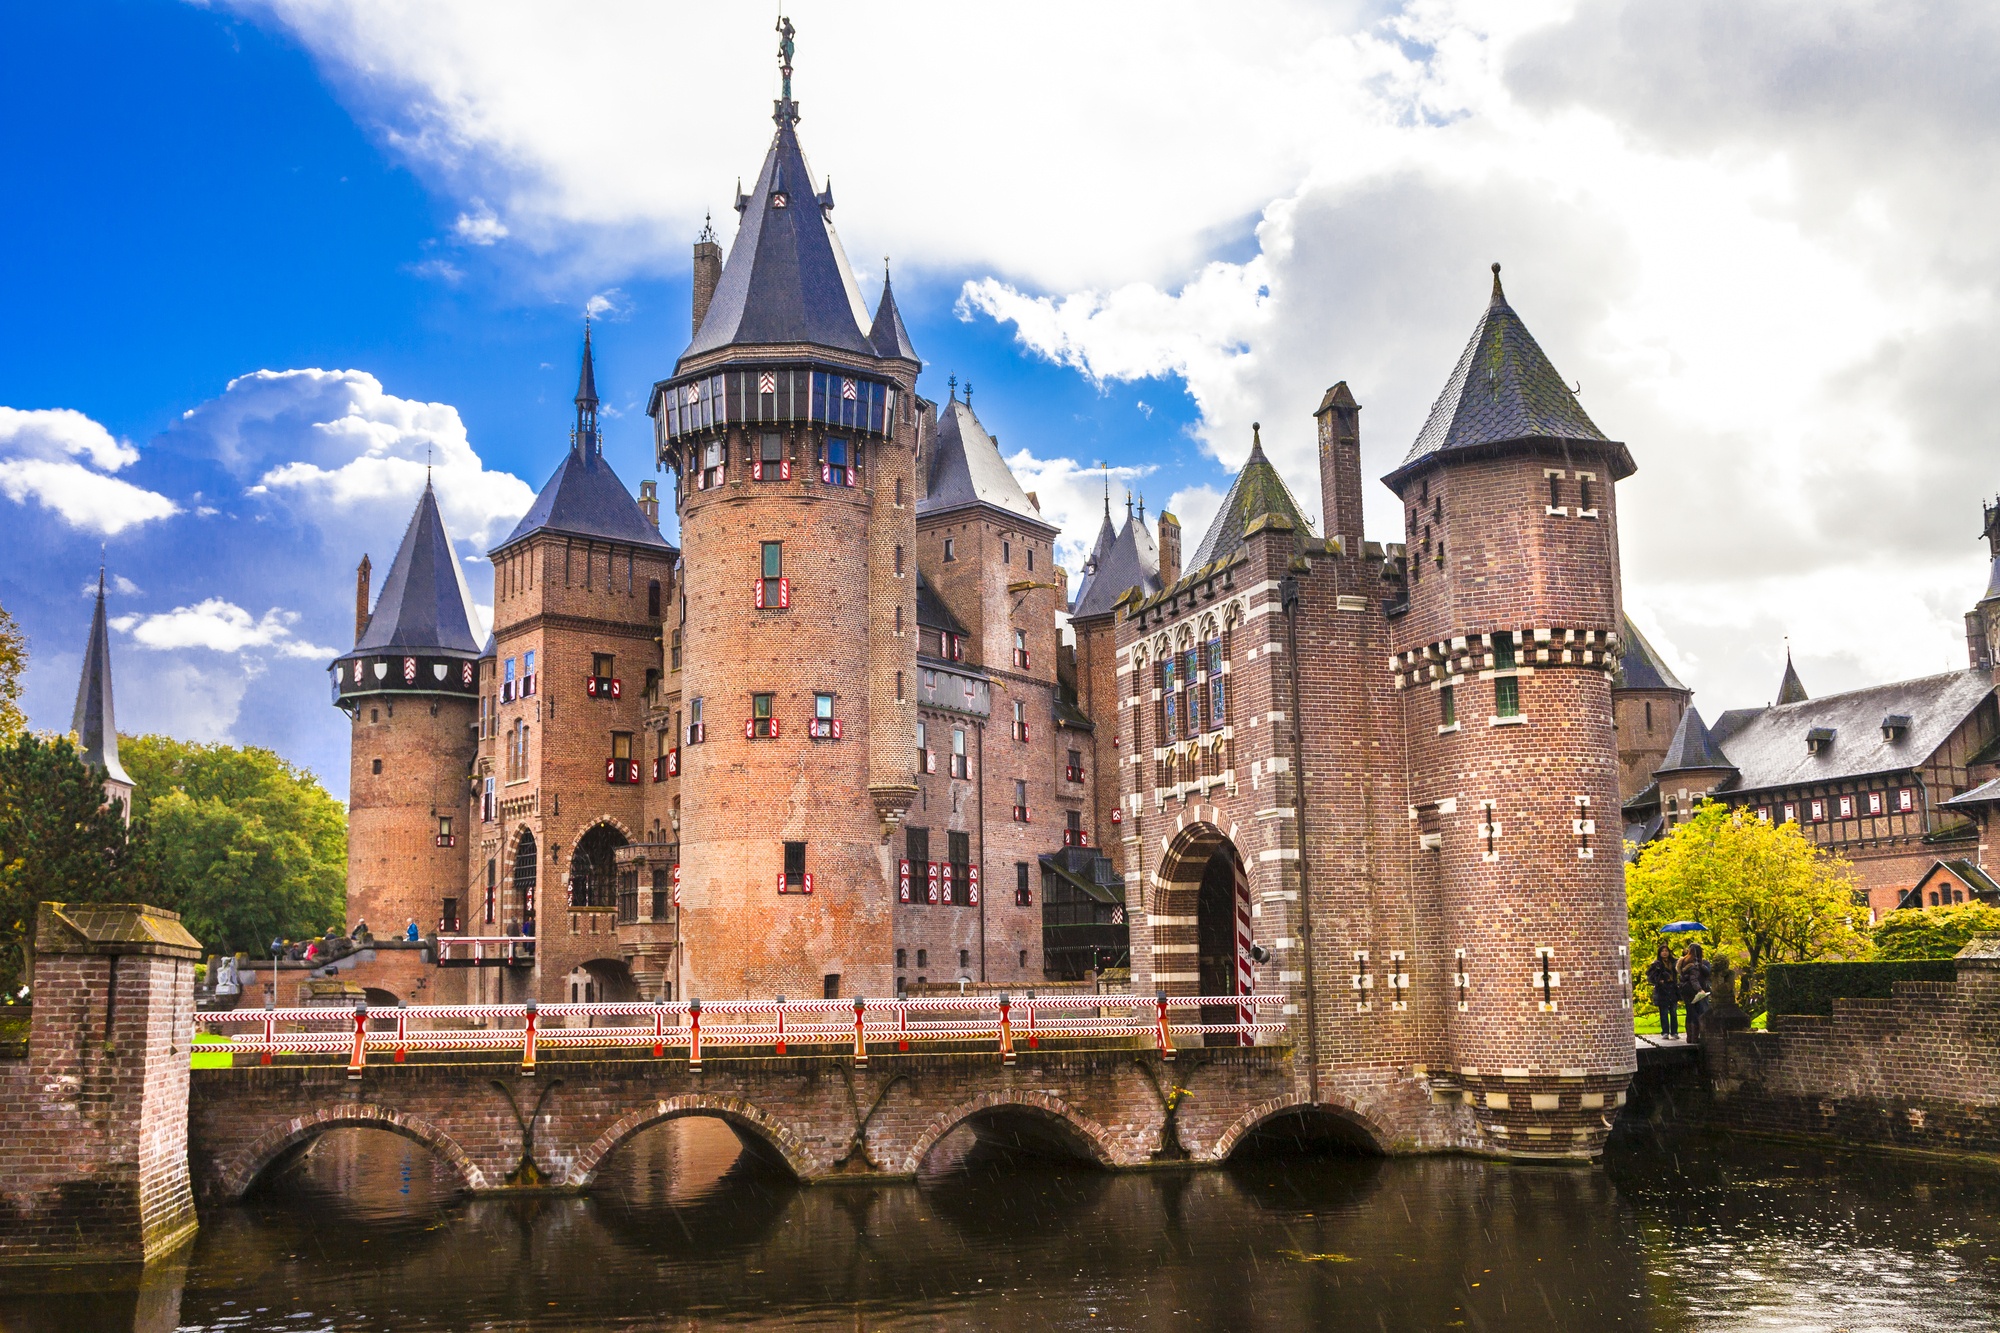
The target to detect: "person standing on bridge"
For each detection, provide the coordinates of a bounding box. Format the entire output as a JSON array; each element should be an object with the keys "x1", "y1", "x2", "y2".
[
  {"x1": 1680, "y1": 943, "x2": 1713, "y2": 1041},
  {"x1": 1647, "y1": 944, "x2": 1681, "y2": 1039}
]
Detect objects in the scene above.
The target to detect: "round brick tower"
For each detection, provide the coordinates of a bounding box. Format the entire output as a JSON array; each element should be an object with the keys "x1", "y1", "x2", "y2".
[
  {"x1": 333, "y1": 482, "x2": 483, "y2": 943},
  {"x1": 1385, "y1": 265, "x2": 1638, "y2": 1157},
  {"x1": 648, "y1": 37, "x2": 920, "y2": 1001}
]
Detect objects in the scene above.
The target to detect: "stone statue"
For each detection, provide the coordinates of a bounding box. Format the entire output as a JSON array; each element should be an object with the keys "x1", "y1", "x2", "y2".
[{"x1": 1707, "y1": 952, "x2": 1752, "y2": 1033}]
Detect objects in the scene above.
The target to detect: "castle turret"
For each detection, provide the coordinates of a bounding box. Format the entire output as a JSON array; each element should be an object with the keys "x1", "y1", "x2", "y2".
[
  {"x1": 332, "y1": 482, "x2": 484, "y2": 941},
  {"x1": 72, "y1": 568, "x2": 134, "y2": 820},
  {"x1": 648, "y1": 21, "x2": 921, "y2": 1000},
  {"x1": 1384, "y1": 263, "x2": 1637, "y2": 1156}
]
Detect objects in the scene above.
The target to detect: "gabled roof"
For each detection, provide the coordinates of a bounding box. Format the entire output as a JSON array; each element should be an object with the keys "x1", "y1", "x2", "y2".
[
  {"x1": 1184, "y1": 426, "x2": 1315, "y2": 571},
  {"x1": 354, "y1": 483, "x2": 486, "y2": 658},
  {"x1": 496, "y1": 447, "x2": 672, "y2": 553},
  {"x1": 867, "y1": 267, "x2": 918, "y2": 362},
  {"x1": 1945, "y1": 776, "x2": 2000, "y2": 808},
  {"x1": 71, "y1": 570, "x2": 132, "y2": 787},
  {"x1": 680, "y1": 111, "x2": 874, "y2": 361},
  {"x1": 1392, "y1": 265, "x2": 1632, "y2": 483},
  {"x1": 1711, "y1": 669, "x2": 1994, "y2": 792},
  {"x1": 1777, "y1": 651, "x2": 1809, "y2": 705},
  {"x1": 913, "y1": 570, "x2": 966, "y2": 636},
  {"x1": 1656, "y1": 706, "x2": 1734, "y2": 774},
  {"x1": 1617, "y1": 615, "x2": 1688, "y2": 692},
  {"x1": 1071, "y1": 504, "x2": 1161, "y2": 620},
  {"x1": 919, "y1": 395, "x2": 1055, "y2": 532},
  {"x1": 1914, "y1": 859, "x2": 2000, "y2": 900}
]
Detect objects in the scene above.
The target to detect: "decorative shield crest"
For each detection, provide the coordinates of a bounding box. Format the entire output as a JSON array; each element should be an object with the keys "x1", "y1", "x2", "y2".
[
  {"x1": 372, "y1": 661, "x2": 388, "y2": 680},
  {"x1": 433, "y1": 663, "x2": 448, "y2": 681}
]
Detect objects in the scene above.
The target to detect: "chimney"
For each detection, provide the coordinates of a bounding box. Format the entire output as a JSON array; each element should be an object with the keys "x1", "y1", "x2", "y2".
[
  {"x1": 638, "y1": 480, "x2": 660, "y2": 529},
  {"x1": 354, "y1": 555, "x2": 372, "y2": 644},
  {"x1": 1157, "y1": 511, "x2": 1181, "y2": 587},
  {"x1": 1315, "y1": 382, "x2": 1364, "y2": 558},
  {"x1": 692, "y1": 230, "x2": 723, "y2": 337}
]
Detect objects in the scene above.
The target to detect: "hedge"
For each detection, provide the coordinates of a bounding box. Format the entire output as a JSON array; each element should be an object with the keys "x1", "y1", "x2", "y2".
[{"x1": 1765, "y1": 960, "x2": 1958, "y2": 1016}]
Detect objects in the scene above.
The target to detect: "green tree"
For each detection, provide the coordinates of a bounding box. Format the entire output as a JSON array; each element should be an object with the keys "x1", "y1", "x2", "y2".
[
  {"x1": 0, "y1": 733, "x2": 145, "y2": 993},
  {"x1": 1871, "y1": 901, "x2": 2000, "y2": 960},
  {"x1": 121, "y1": 735, "x2": 346, "y2": 958},
  {"x1": 1626, "y1": 801, "x2": 1870, "y2": 1016},
  {"x1": 0, "y1": 602, "x2": 25, "y2": 741}
]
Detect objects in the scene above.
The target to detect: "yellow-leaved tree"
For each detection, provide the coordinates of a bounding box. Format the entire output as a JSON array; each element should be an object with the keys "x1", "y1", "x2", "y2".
[{"x1": 1626, "y1": 801, "x2": 1870, "y2": 1015}]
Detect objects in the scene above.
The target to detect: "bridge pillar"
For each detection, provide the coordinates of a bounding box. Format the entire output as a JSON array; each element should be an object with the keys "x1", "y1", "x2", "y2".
[{"x1": 0, "y1": 902, "x2": 203, "y2": 1265}]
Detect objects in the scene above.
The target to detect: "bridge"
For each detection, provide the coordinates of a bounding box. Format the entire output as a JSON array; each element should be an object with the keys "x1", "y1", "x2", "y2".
[{"x1": 184, "y1": 994, "x2": 1338, "y2": 1201}]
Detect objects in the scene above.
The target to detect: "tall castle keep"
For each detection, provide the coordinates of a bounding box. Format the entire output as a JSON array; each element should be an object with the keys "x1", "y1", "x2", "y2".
[{"x1": 336, "y1": 28, "x2": 1637, "y2": 1155}]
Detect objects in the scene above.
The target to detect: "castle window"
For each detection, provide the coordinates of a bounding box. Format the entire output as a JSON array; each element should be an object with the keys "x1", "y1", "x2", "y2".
[
  {"x1": 482, "y1": 777, "x2": 494, "y2": 822},
  {"x1": 1439, "y1": 684, "x2": 1456, "y2": 729},
  {"x1": 688, "y1": 697, "x2": 705, "y2": 744},
  {"x1": 757, "y1": 542, "x2": 789, "y2": 609},
  {"x1": 1645, "y1": 700, "x2": 1653, "y2": 732},
  {"x1": 648, "y1": 579, "x2": 661, "y2": 619},
  {"x1": 943, "y1": 537, "x2": 957, "y2": 562},
  {"x1": 948, "y1": 831, "x2": 972, "y2": 905},
  {"x1": 897, "y1": 670, "x2": 905, "y2": 701},
  {"x1": 822, "y1": 437, "x2": 850, "y2": 486},
  {"x1": 1015, "y1": 629, "x2": 1030, "y2": 669},
  {"x1": 1027, "y1": 548, "x2": 1035, "y2": 571},
  {"x1": 783, "y1": 841, "x2": 806, "y2": 889},
  {"x1": 1013, "y1": 699, "x2": 1029, "y2": 742},
  {"x1": 437, "y1": 816, "x2": 454, "y2": 848},
  {"x1": 917, "y1": 721, "x2": 932, "y2": 772},
  {"x1": 897, "y1": 948, "x2": 907, "y2": 968},
  {"x1": 1066, "y1": 748, "x2": 1083, "y2": 783},
  {"x1": 443, "y1": 896, "x2": 460, "y2": 934},
  {"x1": 1003, "y1": 540, "x2": 1011, "y2": 564},
  {"x1": 1782, "y1": 802, "x2": 1797, "y2": 823},
  {"x1": 756, "y1": 432, "x2": 785, "y2": 481},
  {"x1": 1017, "y1": 860, "x2": 1032, "y2": 907},
  {"x1": 751, "y1": 692, "x2": 777, "y2": 738},
  {"x1": 1578, "y1": 475, "x2": 1596, "y2": 513},
  {"x1": 1897, "y1": 787, "x2": 1916, "y2": 812},
  {"x1": 671, "y1": 629, "x2": 683, "y2": 670},
  {"x1": 917, "y1": 948, "x2": 927, "y2": 969},
  {"x1": 1435, "y1": 539, "x2": 1445, "y2": 569},
  {"x1": 952, "y1": 728, "x2": 968, "y2": 779},
  {"x1": 1493, "y1": 632, "x2": 1516, "y2": 670},
  {"x1": 522, "y1": 650, "x2": 535, "y2": 696},
  {"x1": 960, "y1": 949, "x2": 971, "y2": 969},
  {"x1": 895, "y1": 545, "x2": 904, "y2": 576},
  {"x1": 1867, "y1": 791, "x2": 1884, "y2": 816},
  {"x1": 1809, "y1": 798, "x2": 1826, "y2": 823},
  {"x1": 1838, "y1": 794, "x2": 1854, "y2": 819},
  {"x1": 895, "y1": 605, "x2": 903, "y2": 634},
  {"x1": 1548, "y1": 473, "x2": 1561, "y2": 508},
  {"x1": 372, "y1": 758, "x2": 382, "y2": 775},
  {"x1": 1014, "y1": 779, "x2": 1030, "y2": 822},
  {"x1": 503, "y1": 656, "x2": 516, "y2": 702},
  {"x1": 1493, "y1": 677, "x2": 1520, "y2": 719},
  {"x1": 701, "y1": 440, "x2": 724, "y2": 489},
  {"x1": 895, "y1": 477, "x2": 903, "y2": 506},
  {"x1": 485, "y1": 860, "x2": 496, "y2": 925}
]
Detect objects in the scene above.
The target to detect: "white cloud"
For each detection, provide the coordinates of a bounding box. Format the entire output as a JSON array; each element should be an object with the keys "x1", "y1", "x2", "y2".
[
  {"x1": 453, "y1": 201, "x2": 508, "y2": 245},
  {"x1": 997, "y1": 448, "x2": 1151, "y2": 576},
  {"x1": 0, "y1": 406, "x2": 180, "y2": 534},
  {"x1": 80, "y1": 575, "x2": 141, "y2": 597},
  {"x1": 1165, "y1": 485, "x2": 1226, "y2": 558},
  {"x1": 119, "y1": 598, "x2": 337, "y2": 661},
  {"x1": 172, "y1": 367, "x2": 535, "y2": 548}
]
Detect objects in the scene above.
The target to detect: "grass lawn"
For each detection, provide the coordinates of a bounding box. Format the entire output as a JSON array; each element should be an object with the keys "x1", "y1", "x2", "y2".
[
  {"x1": 191, "y1": 1033, "x2": 233, "y2": 1069},
  {"x1": 1632, "y1": 1008, "x2": 1767, "y2": 1036}
]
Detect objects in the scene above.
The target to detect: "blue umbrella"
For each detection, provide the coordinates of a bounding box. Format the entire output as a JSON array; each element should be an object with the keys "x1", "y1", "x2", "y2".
[{"x1": 1659, "y1": 921, "x2": 1708, "y2": 933}]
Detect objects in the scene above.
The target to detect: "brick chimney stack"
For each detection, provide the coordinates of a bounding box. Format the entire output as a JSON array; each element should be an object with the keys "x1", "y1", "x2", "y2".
[
  {"x1": 1157, "y1": 510, "x2": 1181, "y2": 587},
  {"x1": 354, "y1": 554, "x2": 371, "y2": 644},
  {"x1": 692, "y1": 216, "x2": 723, "y2": 337}
]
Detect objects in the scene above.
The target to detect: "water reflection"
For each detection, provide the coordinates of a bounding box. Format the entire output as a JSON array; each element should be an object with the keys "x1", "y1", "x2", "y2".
[{"x1": 5, "y1": 1125, "x2": 2000, "y2": 1331}]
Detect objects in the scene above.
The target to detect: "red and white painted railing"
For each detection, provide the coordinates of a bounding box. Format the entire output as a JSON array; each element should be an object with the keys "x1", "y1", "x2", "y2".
[
  {"x1": 432, "y1": 935, "x2": 536, "y2": 967},
  {"x1": 197, "y1": 993, "x2": 1288, "y2": 1075}
]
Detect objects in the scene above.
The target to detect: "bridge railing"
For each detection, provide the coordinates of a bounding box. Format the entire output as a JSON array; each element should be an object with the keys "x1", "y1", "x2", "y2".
[{"x1": 195, "y1": 993, "x2": 1289, "y2": 1075}]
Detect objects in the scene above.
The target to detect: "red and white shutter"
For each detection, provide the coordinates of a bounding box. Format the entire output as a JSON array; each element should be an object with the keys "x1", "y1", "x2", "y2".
[
  {"x1": 968, "y1": 864, "x2": 980, "y2": 907},
  {"x1": 778, "y1": 577, "x2": 790, "y2": 609},
  {"x1": 802, "y1": 871, "x2": 814, "y2": 895},
  {"x1": 754, "y1": 578, "x2": 766, "y2": 609},
  {"x1": 898, "y1": 859, "x2": 911, "y2": 903},
  {"x1": 671, "y1": 863, "x2": 682, "y2": 907},
  {"x1": 926, "y1": 861, "x2": 940, "y2": 905}
]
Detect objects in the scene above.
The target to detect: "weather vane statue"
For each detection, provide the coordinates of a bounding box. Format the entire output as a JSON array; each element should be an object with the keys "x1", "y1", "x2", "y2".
[{"x1": 775, "y1": 13, "x2": 799, "y2": 123}]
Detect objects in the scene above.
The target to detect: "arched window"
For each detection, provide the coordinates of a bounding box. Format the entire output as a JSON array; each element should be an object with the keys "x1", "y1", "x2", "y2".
[{"x1": 511, "y1": 830, "x2": 538, "y2": 930}]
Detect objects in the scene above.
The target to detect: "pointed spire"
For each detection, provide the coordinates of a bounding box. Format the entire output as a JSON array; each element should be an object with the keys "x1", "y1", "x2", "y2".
[
  {"x1": 1490, "y1": 261, "x2": 1506, "y2": 308},
  {"x1": 868, "y1": 259, "x2": 919, "y2": 361},
  {"x1": 349, "y1": 485, "x2": 486, "y2": 657},
  {"x1": 774, "y1": 13, "x2": 799, "y2": 124},
  {"x1": 1657, "y1": 706, "x2": 1734, "y2": 774},
  {"x1": 1183, "y1": 421, "x2": 1317, "y2": 572},
  {"x1": 71, "y1": 566, "x2": 132, "y2": 791},
  {"x1": 1777, "y1": 646, "x2": 1809, "y2": 705},
  {"x1": 1248, "y1": 421, "x2": 1266, "y2": 461},
  {"x1": 573, "y1": 321, "x2": 599, "y2": 457}
]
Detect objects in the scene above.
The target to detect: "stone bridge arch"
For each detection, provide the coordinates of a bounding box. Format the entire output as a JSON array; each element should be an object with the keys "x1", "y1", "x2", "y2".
[
  {"x1": 214, "y1": 1103, "x2": 486, "y2": 1201},
  {"x1": 566, "y1": 1093, "x2": 815, "y2": 1187},
  {"x1": 1209, "y1": 1092, "x2": 1390, "y2": 1159},
  {"x1": 900, "y1": 1091, "x2": 1125, "y2": 1174}
]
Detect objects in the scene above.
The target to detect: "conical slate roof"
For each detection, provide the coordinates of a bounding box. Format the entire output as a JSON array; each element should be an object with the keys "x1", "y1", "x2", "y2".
[
  {"x1": 498, "y1": 448, "x2": 673, "y2": 553},
  {"x1": 1394, "y1": 265, "x2": 1631, "y2": 482},
  {"x1": 1618, "y1": 615, "x2": 1688, "y2": 692},
  {"x1": 681, "y1": 107, "x2": 874, "y2": 361},
  {"x1": 1071, "y1": 503, "x2": 1161, "y2": 620},
  {"x1": 1657, "y1": 706, "x2": 1734, "y2": 774},
  {"x1": 354, "y1": 483, "x2": 486, "y2": 657},
  {"x1": 920, "y1": 395, "x2": 1054, "y2": 531},
  {"x1": 71, "y1": 570, "x2": 132, "y2": 787},
  {"x1": 1184, "y1": 427, "x2": 1315, "y2": 571},
  {"x1": 1777, "y1": 651, "x2": 1809, "y2": 705},
  {"x1": 868, "y1": 268, "x2": 919, "y2": 362}
]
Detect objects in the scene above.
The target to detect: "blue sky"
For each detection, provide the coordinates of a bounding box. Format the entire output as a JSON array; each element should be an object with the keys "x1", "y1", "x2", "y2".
[{"x1": 6, "y1": 1, "x2": 2000, "y2": 800}]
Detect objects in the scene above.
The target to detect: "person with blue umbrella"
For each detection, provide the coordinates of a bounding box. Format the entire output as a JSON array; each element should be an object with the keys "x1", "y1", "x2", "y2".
[{"x1": 1652, "y1": 922, "x2": 1707, "y2": 1041}]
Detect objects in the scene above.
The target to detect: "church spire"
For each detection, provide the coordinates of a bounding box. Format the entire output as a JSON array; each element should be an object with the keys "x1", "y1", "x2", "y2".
[
  {"x1": 573, "y1": 321, "x2": 600, "y2": 456},
  {"x1": 1777, "y1": 644, "x2": 1809, "y2": 705},
  {"x1": 72, "y1": 566, "x2": 134, "y2": 810}
]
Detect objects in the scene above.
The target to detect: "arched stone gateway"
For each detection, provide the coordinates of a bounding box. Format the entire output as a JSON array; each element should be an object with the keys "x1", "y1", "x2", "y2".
[
  {"x1": 901, "y1": 1092, "x2": 1124, "y2": 1174},
  {"x1": 1149, "y1": 819, "x2": 1257, "y2": 1045},
  {"x1": 1210, "y1": 1094, "x2": 1391, "y2": 1160},
  {"x1": 215, "y1": 1104, "x2": 485, "y2": 1201},
  {"x1": 568, "y1": 1094, "x2": 815, "y2": 1186}
]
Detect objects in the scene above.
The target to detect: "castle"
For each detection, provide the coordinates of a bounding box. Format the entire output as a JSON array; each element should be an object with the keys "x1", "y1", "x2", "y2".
[{"x1": 332, "y1": 28, "x2": 1640, "y2": 1153}]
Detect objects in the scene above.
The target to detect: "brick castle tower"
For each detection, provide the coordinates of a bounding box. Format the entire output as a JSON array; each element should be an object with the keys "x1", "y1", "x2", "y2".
[{"x1": 333, "y1": 482, "x2": 484, "y2": 939}]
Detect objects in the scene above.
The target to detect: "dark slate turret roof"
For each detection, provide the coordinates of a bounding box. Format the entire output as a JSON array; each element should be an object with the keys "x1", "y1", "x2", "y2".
[
  {"x1": 1393, "y1": 265, "x2": 1632, "y2": 482},
  {"x1": 1071, "y1": 503, "x2": 1161, "y2": 620},
  {"x1": 575, "y1": 323, "x2": 599, "y2": 407},
  {"x1": 1777, "y1": 651, "x2": 1809, "y2": 705},
  {"x1": 1184, "y1": 427, "x2": 1316, "y2": 570},
  {"x1": 914, "y1": 570, "x2": 966, "y2": 636},
  {"x1": 71, "y1": 570, "x2": 132, "y2": 787},
  {"x1": 681, "y1": 113, "x2": 873, "y2": 361},
  {"x1": 868, "y1": 268, "x2": 918, "y2": 362},
  {"x1": 1618, "y1": 615, "x2": 1688, "y2": 692},
  {"x1": 497, "y1": 448, "x2": 673, "y2": 553},
  {"x1": 354, "y1": 483, "x2": 486, "y2": 657},
  {"x1": 1656, "y1": 706, "x2": 1733, "y2": 774},
  {"x1": 920, "y1": 395, "x2": 1055, "y2": 532}
]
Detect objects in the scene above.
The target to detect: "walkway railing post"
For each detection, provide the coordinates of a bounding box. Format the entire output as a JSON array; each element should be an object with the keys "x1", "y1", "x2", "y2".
[
  {"x1": 998, "y1": 995, "x2": 1016, "y2": 1067},
  {"x1": 688, "y1": 998, "x2": 703, "y2": 1071},
  {"x1": 260, "y1": 994, "x2": 274, "y2": 1066},
  {"x1": 346, "y1": 1003, "x2": 368, "y2": 1080},
  {"x1": 1026, "y1": 990, "x2": 1039, "y2": 1050},
  {"x1": 394, "y1": 1003, "x2": 407, "y2": 1064},
  {"x1": 774, "y1": 996, "x2": 786, "y2": 1055},
  {"x1": 520, "y1": 1000, "x2": 538, "y2": 1076},
  {"x1": 1155, "y1": 991, "x2": 1176, "y2": 1063},
  {"x1": 852, "y1": 996, "x2": 869, "y2": 1068},
  {"x1": 897, "y1": 997, "x2": 909, "y2": 1052},
  {"x1": 652, "y1": 997, "x2": 665, "y2": 1058}
]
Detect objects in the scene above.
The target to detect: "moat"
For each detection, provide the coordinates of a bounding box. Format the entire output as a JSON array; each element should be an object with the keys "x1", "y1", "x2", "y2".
[{"x1": 7, "y1": 1121, "x2": 1998, "y2": 1332}]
